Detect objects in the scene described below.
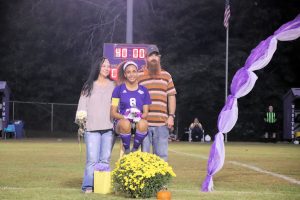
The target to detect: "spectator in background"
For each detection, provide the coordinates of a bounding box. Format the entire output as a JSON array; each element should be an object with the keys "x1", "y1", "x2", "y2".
[
  {"x1": 189, "y1": 118, "x2": 204, "y2": 142},
  {"x1": 264, "y1": 105, "x2": 277, "y2": 142},
  {"x1": 75, "y1": 57, "x2": 115, "y2": 193}
]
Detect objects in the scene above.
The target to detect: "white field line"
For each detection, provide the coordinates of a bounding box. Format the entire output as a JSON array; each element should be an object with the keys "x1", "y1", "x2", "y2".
[
  {"x1": 228, "y1": 160, "x2": 300, "y2": 185},
  {"x1": 171, "y1": 189, "x2": 299, "y2": 196},
  {"x1": 169, "y1": 149, "x2": 208, "y2": 160},
  {"x1": 169, "y1": 149, "x2": 300, "y2": 185}
]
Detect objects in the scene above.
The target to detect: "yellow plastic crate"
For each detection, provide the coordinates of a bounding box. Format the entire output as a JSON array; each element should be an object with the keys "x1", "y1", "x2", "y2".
[{"x1": 94, "y1": 171, "x2": 112, "y2": 194}]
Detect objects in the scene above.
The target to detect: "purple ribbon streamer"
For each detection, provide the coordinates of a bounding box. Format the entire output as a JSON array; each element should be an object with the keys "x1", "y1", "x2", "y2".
[
  {"x1": 201, "y1": 14, "x2": 300, "y2": 192},
  {"x1": 231, "y1": 68, "x2": 250, "y2": 95},
  {"x1": 201, "y1": 132, "x2": 224, "y2": 192},
  {"x1": 274, "y1": 14, "x2": 300, "y2": 35},
  {"x1": 221, "y1": 95, "x2": 235, "y2": 111},
  {"x1": 231, "y1": 69, "x2": 258, "y2": 98},
  {"x1": 244, "y1": 36, "x2": 273, "y2": 70},
  {"x1": 217, "y1": 95, "x2": 238, "y2": 134}
]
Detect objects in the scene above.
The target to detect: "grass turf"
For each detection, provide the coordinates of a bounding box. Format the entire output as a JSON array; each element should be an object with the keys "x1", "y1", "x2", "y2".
[{"x1": 0, "y1": 139, "x2": 299, "y2": 200}]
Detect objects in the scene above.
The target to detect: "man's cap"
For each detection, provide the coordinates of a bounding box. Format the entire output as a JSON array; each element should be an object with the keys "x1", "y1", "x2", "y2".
[{"x1": 146, "y1": 45, "x2": 160, "y2": 56}]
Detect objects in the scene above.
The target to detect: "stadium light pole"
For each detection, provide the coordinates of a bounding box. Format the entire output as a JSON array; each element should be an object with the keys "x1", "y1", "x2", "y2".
[{"x1": 126, "y1": 0, "x2": 133, "y2": 43}]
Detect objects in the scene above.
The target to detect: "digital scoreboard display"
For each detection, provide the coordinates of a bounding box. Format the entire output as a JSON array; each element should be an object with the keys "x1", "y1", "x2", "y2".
[
  {"x1": 113, "y1": 46, "x2": 145, "y2": 59},
  {"x1": 103, "y1": 43, "x2": 153, "y2": 80}
]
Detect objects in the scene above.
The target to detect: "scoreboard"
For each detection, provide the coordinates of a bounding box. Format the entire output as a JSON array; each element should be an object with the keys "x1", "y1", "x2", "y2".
[
  {"x1": 113, "y1": 46, "x2": 145, "y2": 59},
  {"x1": 103, "y1": 43, "x2": 153, "y2": 80}
]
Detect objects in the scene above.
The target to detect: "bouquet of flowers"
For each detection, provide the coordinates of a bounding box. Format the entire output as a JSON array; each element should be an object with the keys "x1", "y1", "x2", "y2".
[
  {"x1": 112, "y1": 152, "x2": 176, "y2": 198},
  {"x1": 75, "y1": 110, "x2": 87, "y2": 137},
  {"x1": 124, "y1": 107, "x2": 142, "y2": 123}
]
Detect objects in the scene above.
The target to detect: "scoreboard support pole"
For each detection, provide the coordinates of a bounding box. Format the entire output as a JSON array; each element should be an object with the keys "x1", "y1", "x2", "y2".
[{"x1": 126, "y1": 0, "x2": 133, "y2": 43}]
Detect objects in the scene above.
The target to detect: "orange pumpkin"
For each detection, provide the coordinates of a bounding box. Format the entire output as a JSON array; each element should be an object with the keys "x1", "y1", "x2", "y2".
[{"x1": 157, "y1": 187, "x2": 171, "y2": 200}]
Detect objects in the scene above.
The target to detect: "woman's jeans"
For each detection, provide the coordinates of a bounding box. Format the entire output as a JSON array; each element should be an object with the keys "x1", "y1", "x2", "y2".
[
  {"x1": 82, "y1": 130, "x2": 114, "y2": 191},
  {"x1": 142, "y1": 126, "x2": 169, "y2": 161}
]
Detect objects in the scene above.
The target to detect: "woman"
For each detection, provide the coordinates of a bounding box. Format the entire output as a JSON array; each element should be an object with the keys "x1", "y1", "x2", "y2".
[
  {"x1": 111, "y1": 61, "x2": 151, "y2": 154},
  {"x1": 189, "y1": 118, "x2": 204, "y2": 142},
  {"x1": 75, "y1": 57, "x2": 115, "y2": 193}
]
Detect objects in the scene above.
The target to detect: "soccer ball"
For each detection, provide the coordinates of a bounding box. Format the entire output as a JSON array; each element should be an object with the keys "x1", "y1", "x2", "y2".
[
  {"x1": 205, "y1": 134, "x2": 211, "y2": 142},
  {"x1": 293, "y1": 140, "x2": 299, "y2": 145}
]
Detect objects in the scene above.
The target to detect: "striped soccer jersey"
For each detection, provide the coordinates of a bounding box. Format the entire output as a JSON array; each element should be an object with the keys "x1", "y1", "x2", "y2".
[
  {"x1": 138, "y1": 67, "x2": 176, "y2": 126},
  {"x1": 265, "y1": 112, "x2": 277, "y2": 124}
]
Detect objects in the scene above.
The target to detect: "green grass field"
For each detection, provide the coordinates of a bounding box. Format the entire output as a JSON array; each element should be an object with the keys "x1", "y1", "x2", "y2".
[{"x1": 0, "y1": 139, "x2": 299, "y2": 200}]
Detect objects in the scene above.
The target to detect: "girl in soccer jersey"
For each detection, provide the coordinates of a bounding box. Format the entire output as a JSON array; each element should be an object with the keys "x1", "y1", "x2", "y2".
[{"x1": 111, "y1": 61, "x2": 151, "y2": 154}]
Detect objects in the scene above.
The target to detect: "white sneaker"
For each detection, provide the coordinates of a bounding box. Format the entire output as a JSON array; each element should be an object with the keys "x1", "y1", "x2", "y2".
[{"x1": 84, "y1": 189, "x2": 93, "y2": 194}]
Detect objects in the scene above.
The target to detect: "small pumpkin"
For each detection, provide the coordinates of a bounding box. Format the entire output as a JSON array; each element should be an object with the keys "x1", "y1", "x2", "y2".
[{"x1": 157, "y1": 186, "x2": 171, "y2": 200}]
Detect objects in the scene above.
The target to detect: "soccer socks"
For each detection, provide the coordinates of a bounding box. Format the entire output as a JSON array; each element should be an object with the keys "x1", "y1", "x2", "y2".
[
  {"x1": 132, "y1": 131, "x2": 147, "y2": 151},
  {"x1": 120, "y1": 133, "x2": 131, "y2": 153},
  {"x1": 120, "y1": 131, "x2": 147, "y2": 153}
]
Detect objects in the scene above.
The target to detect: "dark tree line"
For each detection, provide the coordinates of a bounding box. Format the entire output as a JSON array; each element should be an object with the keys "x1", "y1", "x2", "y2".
[{"x1": 0, "y1": 0, "x2": 299, "y2": 139}]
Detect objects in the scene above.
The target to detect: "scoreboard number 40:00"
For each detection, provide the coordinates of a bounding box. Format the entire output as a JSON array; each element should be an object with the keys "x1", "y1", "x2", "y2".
[{"x1": 114, "y1": 48, "x2": 145, "y2": 59}]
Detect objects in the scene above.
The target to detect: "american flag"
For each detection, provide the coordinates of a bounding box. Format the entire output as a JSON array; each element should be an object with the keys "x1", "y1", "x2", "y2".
[{"x1": 223, "y1": 0, "x2": 231, "y2": 28}]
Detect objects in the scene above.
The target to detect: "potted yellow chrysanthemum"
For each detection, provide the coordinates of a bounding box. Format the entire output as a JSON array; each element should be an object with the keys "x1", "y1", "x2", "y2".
[{"x1": 112, "y1": 151, "x2": 176, "y2": 198}]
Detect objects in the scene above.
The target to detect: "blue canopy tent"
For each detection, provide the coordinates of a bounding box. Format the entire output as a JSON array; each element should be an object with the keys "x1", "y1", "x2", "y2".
[
  {"x1": 0, "y1": 81, "x2": 10, "y2": 137},
  {"x1": 283, "y1": 88, "x2": 300, "y2": 140}
]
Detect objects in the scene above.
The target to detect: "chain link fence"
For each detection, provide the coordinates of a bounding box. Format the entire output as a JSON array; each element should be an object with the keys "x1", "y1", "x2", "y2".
[{"x1": 10, "y1": 101, "x2": 78, "y2": 138}]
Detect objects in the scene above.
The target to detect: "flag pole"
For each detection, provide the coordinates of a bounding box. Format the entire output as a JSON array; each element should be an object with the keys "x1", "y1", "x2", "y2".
[
  {"x1": 225, "y1": 25, "x2": 229, "y2": 143},
  {"x1": 224, "y1": 0, "x2": 230, "y2": 143}
]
